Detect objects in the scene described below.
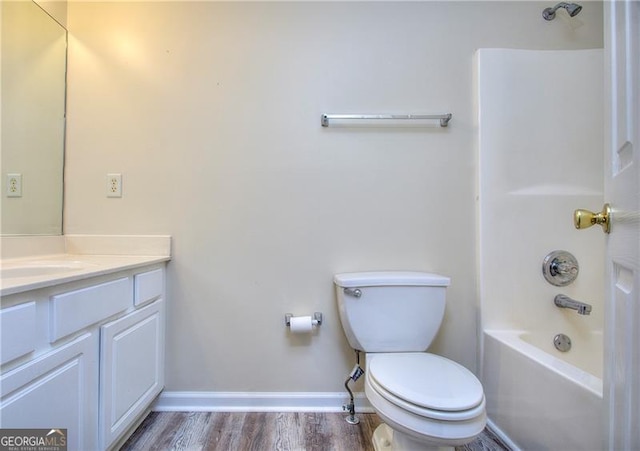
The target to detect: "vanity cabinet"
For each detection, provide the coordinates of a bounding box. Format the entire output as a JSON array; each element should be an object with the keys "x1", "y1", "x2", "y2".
[
  {"x1": 0, "y1": 332, "x2": 99, "y2": 450},
  {"x1": 0, "y1": 302, "x2": 37, "y2": 365},
  {"x1": 99, "y1": 269, "x2": 164, "y2": 449},
  {"x1": 0, "y1": 265, "x2": 166, "y2": 451}
]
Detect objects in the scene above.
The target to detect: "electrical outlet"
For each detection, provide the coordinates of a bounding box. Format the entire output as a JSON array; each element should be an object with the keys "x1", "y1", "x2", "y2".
[
  {"x1": 106, "y1": 173, "x2": 122, "y2": 198},
  {"x1": 7, "y1": 173, "x2": 22, "y2": 197}
]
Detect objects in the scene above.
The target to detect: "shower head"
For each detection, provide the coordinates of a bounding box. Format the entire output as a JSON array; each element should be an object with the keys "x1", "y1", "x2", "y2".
[{"x1": 543, "y1": 2, "x2": 583, "y2": 20}]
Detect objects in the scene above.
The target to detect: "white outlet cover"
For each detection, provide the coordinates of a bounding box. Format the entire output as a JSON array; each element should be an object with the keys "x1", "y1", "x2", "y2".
[
  {"x1": 107, "y1": 173, "x2": 122, "y2": 198},
  {"x1": 7, "y1": 173, "x2": 22, "y2": 197}
]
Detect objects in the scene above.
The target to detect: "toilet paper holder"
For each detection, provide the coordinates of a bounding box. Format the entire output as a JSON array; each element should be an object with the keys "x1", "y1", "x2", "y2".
[{"x1": 285, "y1": 312, "x2": 323, "y2": 327}]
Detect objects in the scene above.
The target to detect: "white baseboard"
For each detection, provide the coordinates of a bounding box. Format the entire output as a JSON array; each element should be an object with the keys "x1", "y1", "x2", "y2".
[
  {"x1": 486, "y1": 418, "x2": 520, "y2": 451},
  {"x1": 153, "y1": 391, "x2": 374, "y2": 413}
]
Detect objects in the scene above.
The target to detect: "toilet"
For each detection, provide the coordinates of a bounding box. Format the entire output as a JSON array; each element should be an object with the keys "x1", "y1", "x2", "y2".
[{"x1": 334, "y1": 271, "x2": 486, "y2": 451}]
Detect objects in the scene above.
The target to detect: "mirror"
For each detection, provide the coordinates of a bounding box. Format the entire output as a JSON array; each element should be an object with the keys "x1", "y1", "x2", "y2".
[{"x1": 1, "y1": 0, "x2": 67, "y2": 235}]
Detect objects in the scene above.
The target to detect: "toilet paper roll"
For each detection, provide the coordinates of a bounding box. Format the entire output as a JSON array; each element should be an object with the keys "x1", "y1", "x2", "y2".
[{"x1": 289, "y1": 315, "x2": 314, "y2": 333}]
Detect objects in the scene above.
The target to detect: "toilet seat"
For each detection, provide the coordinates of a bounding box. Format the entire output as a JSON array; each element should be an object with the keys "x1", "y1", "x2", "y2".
[{"x1": 367, "y1": 353, "x2": 485, "y2": 421}]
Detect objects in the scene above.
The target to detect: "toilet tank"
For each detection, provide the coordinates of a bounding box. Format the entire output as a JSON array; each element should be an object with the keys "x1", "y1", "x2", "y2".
[{"x1": 334, "y1": 271, "x2": 450, "y2": 353}]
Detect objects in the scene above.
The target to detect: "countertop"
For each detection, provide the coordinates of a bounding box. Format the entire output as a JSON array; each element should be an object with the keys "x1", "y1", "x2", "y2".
[
  {"x1": 0, "y1": 253, "x2": 170, "y2": 296},
  {"x1": 0, "y1": 235, "x2": 171, "y2": 296}
]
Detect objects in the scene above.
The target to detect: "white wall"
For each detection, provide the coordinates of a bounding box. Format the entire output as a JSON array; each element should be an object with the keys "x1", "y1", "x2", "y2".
[
  {"x1": 35, "y1": 0, "x2": 68, "y2": 29},
  {"x1": 64, "y1": 1, "x2": 603, "y2": 393},
  {"x1": 477, "y1": 49, "x2": 604, "y2": 337}
]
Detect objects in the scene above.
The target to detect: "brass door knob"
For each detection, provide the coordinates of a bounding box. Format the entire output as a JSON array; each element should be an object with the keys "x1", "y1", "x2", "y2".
[{"x1": 574, "y1": 203, "x2": 611, "y2": 234}]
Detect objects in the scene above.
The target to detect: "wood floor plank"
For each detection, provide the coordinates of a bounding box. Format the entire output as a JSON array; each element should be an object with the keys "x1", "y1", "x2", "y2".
[
  {"x1": 207, "y1": 412, "x2": 248, "y2": 450},
  {"x1": 202, "y1": 411, "x2": 232, "y2": 449},
  {"x1": 237, "y1": 412, "x2": 274, "y2": 451},
  {"x1": 301, "y1": 412, "x2": 330, "y2": 451},
  {"x1": 120, "y1": 412, "x2": 509, "y2": 451},
  {"x1": 125, "y1": 411, "x2": 189, "y2": 451},
  {"x1": 274, "y1": 411, "x2": 302, "y2": 451},
  {"x1": 171, "y1": 412, "x2": 215, "y2": 450},
  {"x1": 320, "y1": 412, "x2": 377, "y2": 451}
]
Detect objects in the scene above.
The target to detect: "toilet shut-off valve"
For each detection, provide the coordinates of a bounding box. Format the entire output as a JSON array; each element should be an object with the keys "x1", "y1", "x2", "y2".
[{"x1": 343, "y1": 355, "x2": 364, "y2": 425}]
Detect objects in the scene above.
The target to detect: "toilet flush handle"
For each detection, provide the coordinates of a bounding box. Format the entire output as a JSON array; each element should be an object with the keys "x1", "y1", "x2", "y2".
[{"x1": 344, "y1": 287, "x2": 362, "y2": 298}]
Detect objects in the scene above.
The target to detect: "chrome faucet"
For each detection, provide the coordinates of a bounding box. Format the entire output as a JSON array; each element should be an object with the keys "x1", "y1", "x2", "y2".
[{"x1": 554, "y1": 294, "x2": 592, "y2": 315}]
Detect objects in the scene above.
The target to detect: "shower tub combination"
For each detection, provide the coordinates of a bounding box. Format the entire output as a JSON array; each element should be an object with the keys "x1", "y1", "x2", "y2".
[
  {"x1": 476, "y1": 49, "x2": 604, "y2": 449},
  {"x1": 483, "y1": 330, "x2": 603, "y2": 450}
]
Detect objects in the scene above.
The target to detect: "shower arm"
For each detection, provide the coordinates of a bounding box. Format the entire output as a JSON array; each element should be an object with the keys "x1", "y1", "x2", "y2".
[{"x1": 543, "y1": 2, "x2": 582, "y2": 20}]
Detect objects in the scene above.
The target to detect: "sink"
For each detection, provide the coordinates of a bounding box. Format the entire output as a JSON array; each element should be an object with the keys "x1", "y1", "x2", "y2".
[{"x1": 1, "y1": 261, "x2": 96, "y2": 279}]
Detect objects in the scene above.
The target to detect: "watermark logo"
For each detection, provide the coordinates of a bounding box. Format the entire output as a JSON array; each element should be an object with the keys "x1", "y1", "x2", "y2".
[{"x1": 0, "y1": 429, "x2": 67, "y2": 451}]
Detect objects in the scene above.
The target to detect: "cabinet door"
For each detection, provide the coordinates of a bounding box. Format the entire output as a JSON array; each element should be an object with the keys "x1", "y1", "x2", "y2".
[
  {"x1": 0, "y1": 332, "x2": 99, "y2": 451},
  {"x1": 99, "y1": 299, "x2": 164, "y2": 449}
]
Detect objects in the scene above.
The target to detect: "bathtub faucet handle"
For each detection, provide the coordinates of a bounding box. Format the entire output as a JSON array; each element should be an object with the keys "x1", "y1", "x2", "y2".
[
  {"x1": 543, "y1": 251, "x2": 579, "y2": 286},
  {"x1": 552, "y1": 261, "x2": 578, "y2": 276}
]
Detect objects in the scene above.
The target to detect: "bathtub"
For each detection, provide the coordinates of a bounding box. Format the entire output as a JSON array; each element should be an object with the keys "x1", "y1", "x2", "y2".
[{"x1": 482, "y1": 330, "x2": 603, "y2": 450}]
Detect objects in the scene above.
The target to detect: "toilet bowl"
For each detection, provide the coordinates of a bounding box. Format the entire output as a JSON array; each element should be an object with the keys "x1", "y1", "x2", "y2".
[
  {"x1": 334, "y1": 271, "x2": 487, "y2": 450},
  {"x1": 364, "y1": 353, "x2": 486, "y2": 451}
]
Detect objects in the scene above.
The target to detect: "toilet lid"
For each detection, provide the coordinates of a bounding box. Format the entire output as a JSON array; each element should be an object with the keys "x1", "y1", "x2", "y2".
[{"x1": 368, "y1": 353, "x2": 484, "y2": 412}]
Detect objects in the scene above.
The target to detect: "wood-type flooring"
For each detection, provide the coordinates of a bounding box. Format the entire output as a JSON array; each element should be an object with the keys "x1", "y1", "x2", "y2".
[{"x1": 120, "y1": 412, "x2": 510, "y2": 451}]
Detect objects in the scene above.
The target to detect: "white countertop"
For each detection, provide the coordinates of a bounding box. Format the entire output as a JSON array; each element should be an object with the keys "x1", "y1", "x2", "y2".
[
  {"x1": 0, "y1": 235, "x2": 171, "y2": 296},
  {"x1": 0, "y1": 254, "x2": 170, "y2": 296}
]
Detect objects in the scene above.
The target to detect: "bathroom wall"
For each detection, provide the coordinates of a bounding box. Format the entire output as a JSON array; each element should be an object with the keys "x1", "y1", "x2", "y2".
[
  {"x1": 477, "y1": 48, "x2": 604, "y2": 335},
  {"x1": 64, "y1": 2, "x2": 603, "y2": 393}
]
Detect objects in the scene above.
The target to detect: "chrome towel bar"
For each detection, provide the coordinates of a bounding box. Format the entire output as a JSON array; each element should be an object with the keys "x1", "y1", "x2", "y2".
[{"x1": 321, "y1": 113, "x2": 452, "y2": 128}]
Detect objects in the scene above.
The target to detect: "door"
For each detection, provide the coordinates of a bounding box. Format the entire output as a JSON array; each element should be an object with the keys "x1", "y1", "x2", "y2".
[{"x1": 603, "y1": 0, "x2": 640, "y2": 448}]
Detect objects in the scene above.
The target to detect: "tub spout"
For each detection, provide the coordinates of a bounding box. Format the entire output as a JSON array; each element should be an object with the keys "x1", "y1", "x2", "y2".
[{"x1": 554, "y1": 294, "x2": 592, "y2": 315}]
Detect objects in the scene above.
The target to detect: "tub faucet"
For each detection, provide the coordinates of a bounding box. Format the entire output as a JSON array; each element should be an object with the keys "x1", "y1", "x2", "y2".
[{"x1": 554, "y1": 294, "x2": 592, "y2": 315}]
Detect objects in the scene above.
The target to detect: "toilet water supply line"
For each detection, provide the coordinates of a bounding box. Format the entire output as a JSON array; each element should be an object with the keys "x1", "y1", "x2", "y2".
[{"x1": 343, "y1": 350, "x2": 365, "y2": 425}]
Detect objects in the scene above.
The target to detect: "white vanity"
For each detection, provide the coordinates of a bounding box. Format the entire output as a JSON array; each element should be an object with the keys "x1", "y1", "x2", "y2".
[{"x1": 0, "y1": 235, "x2": 171, "y2": 450}]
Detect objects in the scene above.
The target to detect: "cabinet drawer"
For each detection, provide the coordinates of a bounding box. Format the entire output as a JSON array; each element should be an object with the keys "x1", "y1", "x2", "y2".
[
  {"x1": 0, "y1": 302, "x2": 36, "y2": 365},
  {"x1": 134, "y1": 268, "x2": 163, "y2": 306},
  {"x1": 50, "y1": 278, "x2": 130, "y2": 342}
]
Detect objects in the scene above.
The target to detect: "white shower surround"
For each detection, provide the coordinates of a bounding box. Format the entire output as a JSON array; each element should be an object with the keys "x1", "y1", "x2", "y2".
[{"x1": 476, "y1": 48, "x2": 605, "y2": 449}]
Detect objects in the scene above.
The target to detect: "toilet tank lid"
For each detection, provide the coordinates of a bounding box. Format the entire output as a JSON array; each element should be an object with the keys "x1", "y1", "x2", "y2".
[{"x1": 334, "y1": 271, "x2": 450, "y2": 288}]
